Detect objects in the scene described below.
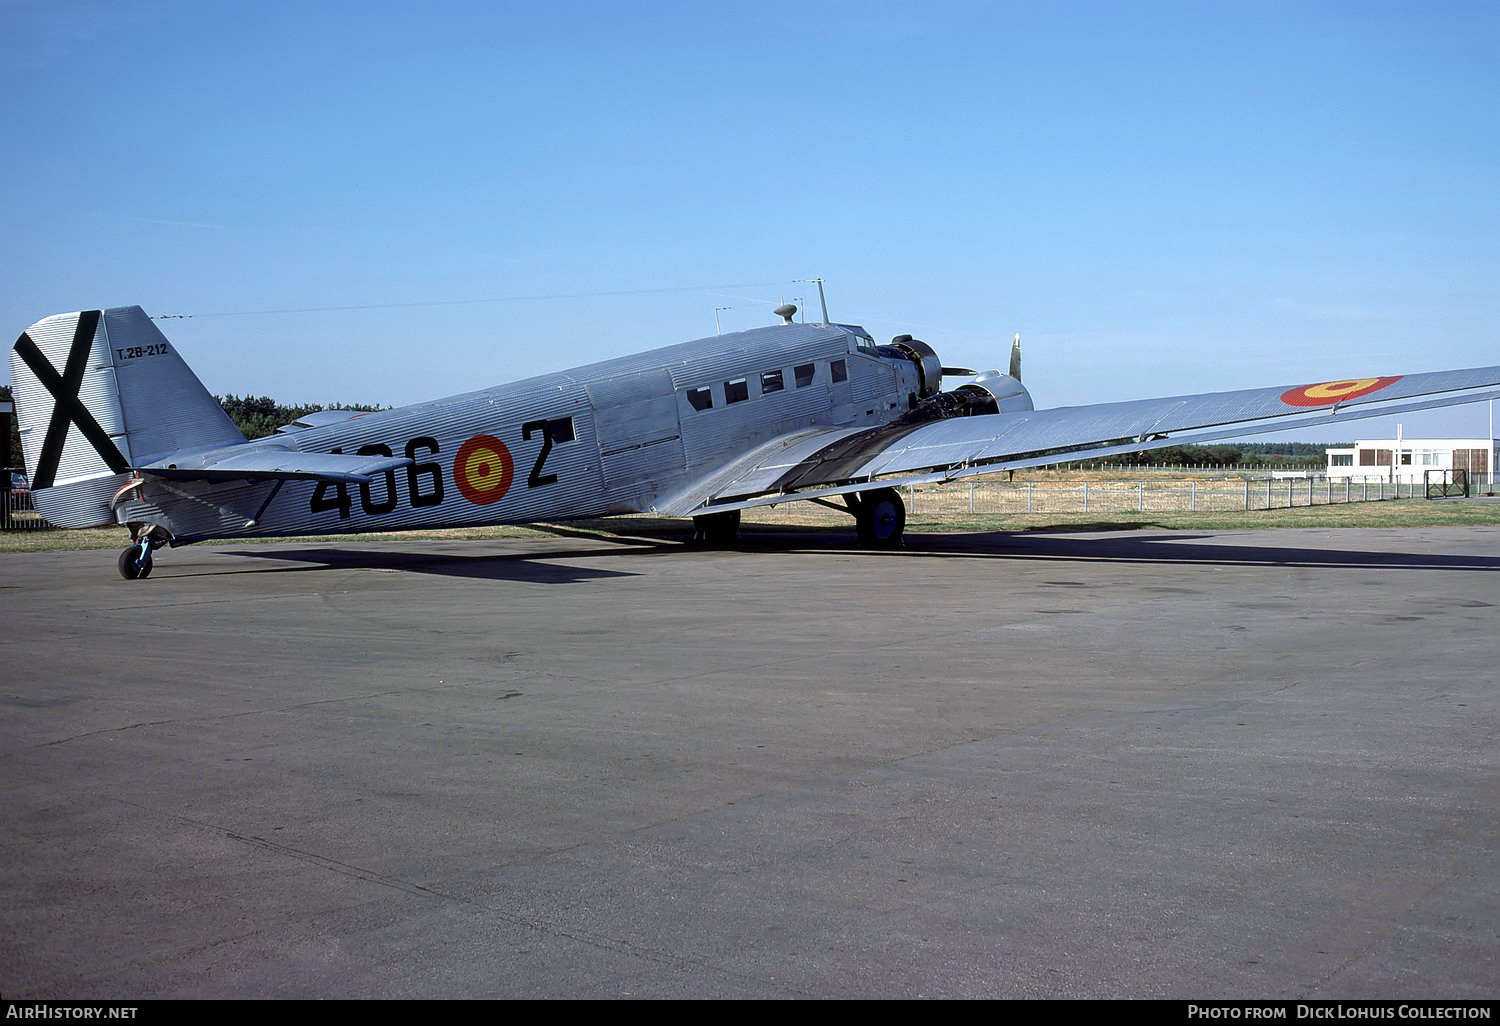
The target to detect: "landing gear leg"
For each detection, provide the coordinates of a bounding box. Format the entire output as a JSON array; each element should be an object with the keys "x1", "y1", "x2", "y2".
[
  {"x1": 691, "y1": 509, "x2": 741, "y2": 547},
  {"x1": 118, "y1": 538, "x2": 153, "y2": 580},
  {"x1": 117, "y1": 525, "x2": 168, "y2": 580},
  {"x1": 848, "y1": 487, "x2": 906, "y2": 548}
]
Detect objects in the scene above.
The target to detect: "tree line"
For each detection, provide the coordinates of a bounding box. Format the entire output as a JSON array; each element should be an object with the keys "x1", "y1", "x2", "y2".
[
  {"x1": 1099, "y1": 441, "x2": 1342, "y2": 468},
  {"x1": 214, "y1": 394, "x2": 388, "y2": 440}
]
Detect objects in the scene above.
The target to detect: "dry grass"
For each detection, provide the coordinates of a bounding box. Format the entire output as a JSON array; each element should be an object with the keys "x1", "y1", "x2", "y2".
[{"x1": 4, "y1": 493, "x2": 1498, "y2": 554}]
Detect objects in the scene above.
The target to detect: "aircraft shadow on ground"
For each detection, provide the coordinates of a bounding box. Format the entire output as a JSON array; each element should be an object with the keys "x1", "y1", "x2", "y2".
[
  {"x1": 889, "y1": 529, "x2": 1500, "y2": 573},
  {"x1": 193, "y1": 521, "x2": 1500, "y2": 580},
  {"x1": 200, "y1": 542, "x2": 659, "y2": 584},
  {"x1": 686, "y1": 522, "x2": 1500, "y2": 573}
]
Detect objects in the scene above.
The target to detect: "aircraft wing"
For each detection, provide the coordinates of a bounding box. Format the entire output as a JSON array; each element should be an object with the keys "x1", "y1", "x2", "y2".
[
  {"x1": 655, "y1": 363, "x2": 1500, "y2": 516},
  {"x1": 134, "y1": 444, "x2": 412, "y2": 484}
]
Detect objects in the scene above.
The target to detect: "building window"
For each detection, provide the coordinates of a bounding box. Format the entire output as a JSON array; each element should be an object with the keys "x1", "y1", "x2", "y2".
[
  {"x1": 1331, "y1": 454, "x2": 1353, "y2": 467},
  {"x1": 725, "y1": 378, "x2": 749, "y2": 404},
  {"x1": 686, "y1": 386, "x2": 713, "y2": 411}
]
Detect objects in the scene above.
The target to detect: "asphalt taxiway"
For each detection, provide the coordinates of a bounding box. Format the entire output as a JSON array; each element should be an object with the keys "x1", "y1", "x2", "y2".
[{"x1": 2, "y1": 525, "x2": 1497, "y2": 998}]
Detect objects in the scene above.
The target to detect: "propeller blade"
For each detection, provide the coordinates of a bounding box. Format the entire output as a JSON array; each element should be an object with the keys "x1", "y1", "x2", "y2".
[{"x1": 941, "y1": 366, "x2": 977, "y2": 377}]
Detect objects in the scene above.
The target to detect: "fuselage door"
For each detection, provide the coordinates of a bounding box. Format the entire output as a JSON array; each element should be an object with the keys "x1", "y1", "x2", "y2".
[{"x1": 586, "y1": 369, "x2": 687, "y2": 511}]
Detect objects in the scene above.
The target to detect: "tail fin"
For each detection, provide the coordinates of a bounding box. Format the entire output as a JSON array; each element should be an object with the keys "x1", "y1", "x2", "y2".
[{"x1": 9, "y1": 306, "x2": 244, "y2": 527}]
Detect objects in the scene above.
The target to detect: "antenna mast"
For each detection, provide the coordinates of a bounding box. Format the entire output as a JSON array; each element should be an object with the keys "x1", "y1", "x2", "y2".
[{"x1": 797, "y1": 278, "x2": 830, "y2": 323}]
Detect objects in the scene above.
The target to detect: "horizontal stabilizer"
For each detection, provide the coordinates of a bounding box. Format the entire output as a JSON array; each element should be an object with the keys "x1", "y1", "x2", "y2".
[
  {"x1": 136, "y1": 446, "x2": 412, "y2": 484},
  {"x1": 275, "y1": 410, "x2": 379, "y2": 433}
]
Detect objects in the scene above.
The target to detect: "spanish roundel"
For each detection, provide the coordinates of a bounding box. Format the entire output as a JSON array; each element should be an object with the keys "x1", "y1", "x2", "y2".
[
  {"x1": 453, "y1": 434, "x2": 514, "y2": 504},
  {"x1": 1279, "y1": 376, "x2": 1403, "y2": 408}
]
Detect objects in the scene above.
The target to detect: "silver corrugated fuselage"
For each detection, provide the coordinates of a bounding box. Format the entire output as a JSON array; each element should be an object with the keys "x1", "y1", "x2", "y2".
[{"x1": 113, "y1": 321, "x2": 920, "y2": 542}]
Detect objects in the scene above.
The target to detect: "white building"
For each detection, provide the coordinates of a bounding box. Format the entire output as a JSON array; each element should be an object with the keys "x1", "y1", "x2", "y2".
[{"x1": 1325, "y1": 438, "x2": 1496, "y2": 483}]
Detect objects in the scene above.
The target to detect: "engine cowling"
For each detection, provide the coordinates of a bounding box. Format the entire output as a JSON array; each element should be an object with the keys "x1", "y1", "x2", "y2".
[
  {"x1": 962, "y1": 369, "x2": 1033, "y2": 413},
  {"x1": 879, "y1": 334, "x2": 944, "y2": 399},
  {"x1": 880, "y1": 333, "x2": 1034, "y2": 424}
]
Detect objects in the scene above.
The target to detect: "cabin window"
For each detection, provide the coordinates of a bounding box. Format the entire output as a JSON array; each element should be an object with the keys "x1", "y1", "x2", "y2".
[
  {"x1": 548, "y1": 417, "x2": 576, "y2": 443},
  {"x1": 687, "y1": 386, "x2": 714, "y2": 411},
  {"x1": 725, "y1": 378, "x2": 750, "y2": 404},
  {"x1": 831, "y1": 359, "x2": 848, "y2": 383},
  {"x1": 794, "y1": 363, "x2": 816, "y2": 388},
  {"x1": 761, "y1": 369, "x2": 784, "y2": 394}
]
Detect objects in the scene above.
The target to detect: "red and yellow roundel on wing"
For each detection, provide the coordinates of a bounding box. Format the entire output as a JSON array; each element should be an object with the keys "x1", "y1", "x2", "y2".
[
  {"x1": 1280, "y1": 376, "x2": 1403, "y2": 408},
  {"x1": 453, "y1": 434, "x2": 515, "y2": 504}
]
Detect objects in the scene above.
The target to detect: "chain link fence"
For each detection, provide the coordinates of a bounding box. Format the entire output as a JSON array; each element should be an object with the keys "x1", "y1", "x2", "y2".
[{"x1": 905, "y1": 475, "x2": 1437, "y2": 516}]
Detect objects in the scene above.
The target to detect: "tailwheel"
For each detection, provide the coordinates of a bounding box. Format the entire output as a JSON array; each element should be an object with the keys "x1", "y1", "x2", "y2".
[
  {"x1": 691, "y1": 509, "x2": 741, "y2": 547},
  {"x1": 852, "y1": 487, "x2": 906, "y2": 548},
  {"x1": 117, "y1": 539, "x2": 153, "y2": 580}
]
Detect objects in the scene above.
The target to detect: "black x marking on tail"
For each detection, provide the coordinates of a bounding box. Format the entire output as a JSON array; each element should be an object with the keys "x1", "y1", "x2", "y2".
[{"x1": 11, "y1": 310, "x2": 128, "y2": 489}]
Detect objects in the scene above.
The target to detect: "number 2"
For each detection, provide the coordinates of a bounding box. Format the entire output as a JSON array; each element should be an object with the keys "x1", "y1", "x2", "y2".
[{"x1": 522, "y1": 419, "x2": 557, "y2": 488}]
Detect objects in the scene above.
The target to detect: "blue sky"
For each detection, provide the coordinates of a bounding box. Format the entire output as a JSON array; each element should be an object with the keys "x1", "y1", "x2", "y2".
[{"x1": 3, "y1": 0, "x2": 1496, "y2": 440}]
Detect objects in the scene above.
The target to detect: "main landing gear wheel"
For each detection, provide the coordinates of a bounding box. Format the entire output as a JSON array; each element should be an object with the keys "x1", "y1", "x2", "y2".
[
  {"x1": 691, "y1": 509, "x2": 741, "y2": 547},
  {"x1": 117, "y1": 539, "x2": 154, "y2": 580},
  {"x1": 852, "y1": 487, "x2": 906, "y2": 548}
]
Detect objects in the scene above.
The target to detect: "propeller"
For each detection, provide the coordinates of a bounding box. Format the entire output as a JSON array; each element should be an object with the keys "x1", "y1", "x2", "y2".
[{"x1": 939, "y1": 332, "x2": 1019, "y2": 381}]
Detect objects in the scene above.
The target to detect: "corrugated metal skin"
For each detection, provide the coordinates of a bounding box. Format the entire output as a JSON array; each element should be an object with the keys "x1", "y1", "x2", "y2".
[
  {"x1": 854, "y1": 364, "x2": 1500, "y2": 479},
  {"x1": 10, "y1": 312, "x2": 131, "y2": 526},
  {"x1": 654, "y1": 361, "x2": 1500, "y2": 513},
  {"x1": 11, "y1": 306, "x2": 250, "y2": 527},
  {"x1": 109, "y1": 318, "x2": 929, "y2": 538},
  {"x1": 225, "y1": 322, "x2": 865, "y2": 536},
  {"x1": 652, "y1": 427, "x2": 856, "y2": 515},
  {"x1": 586, "y1": 369, "x2": 685, "y2": 512},
  {"x1": 671, "y1": 325, "x2": 858, "y2": 470},
  {"x1": 10, "y1": 312, "x2": 129, "y2": 481},
  {"x1": 232, "y1": 372, "x2": 612, "y2": 537},
  {"x1": 26, "y1": 312, "x2": 966, "y2": 536},
  {"x1": 109, "y1": 367, "x2": 603, "y2": 538},
  {"x1": 34, "y1": 300, "x2": 1500, "y2": 541},
  {"x1": 118, "y1": 478, "x2": 279, "y2": 539},
  {"x1": 114, "y1": 321, "x2": 873, "y2": 540},
  {"x1": 104, "y1": 307, "x2": 244, "y2": 462},
  {"x1": 659, "y1": 323, "x2": 848, "y2": 386},
  {"x1": 33, "y1": 477, "x2": 127, "y2": 529}
]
